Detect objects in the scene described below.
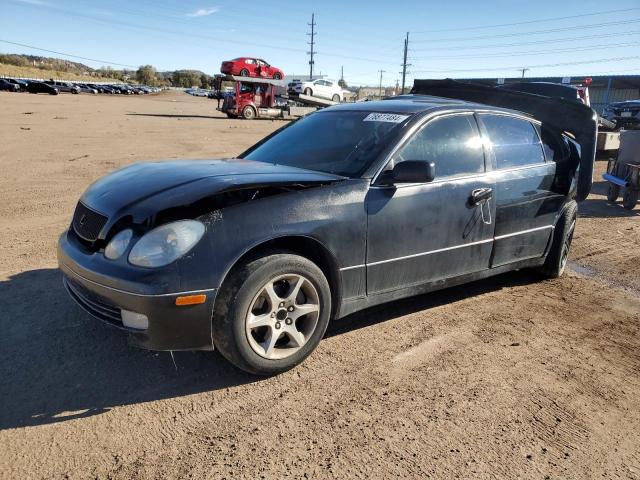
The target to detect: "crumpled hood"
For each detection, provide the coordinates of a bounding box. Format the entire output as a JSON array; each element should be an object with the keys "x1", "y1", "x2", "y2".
[{"x1": 80, "y1": 158, "x2": 344, "y2": 230}]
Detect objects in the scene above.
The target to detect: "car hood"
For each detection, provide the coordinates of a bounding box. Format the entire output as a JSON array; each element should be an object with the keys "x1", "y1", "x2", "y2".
[{"x1": 80, "y1": 158, "x2": 344, "y2": 228}]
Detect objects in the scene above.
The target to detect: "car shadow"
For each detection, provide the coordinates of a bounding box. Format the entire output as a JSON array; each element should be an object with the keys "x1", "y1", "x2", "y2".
[
  {"x1": 126, "y1": 113, "x2": 226, "y2": 120},
  {"x1": 0, "y1": 268, "x2": 258, "y2": 431},
  {"x1": 0, "y1": 267, "x2": 542, "y2": 431}
]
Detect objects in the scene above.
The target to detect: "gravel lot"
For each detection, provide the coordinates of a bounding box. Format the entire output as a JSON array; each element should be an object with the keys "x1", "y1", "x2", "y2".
[{"x1": 1, "y1": 90, "x2": 639, "y2": 480}]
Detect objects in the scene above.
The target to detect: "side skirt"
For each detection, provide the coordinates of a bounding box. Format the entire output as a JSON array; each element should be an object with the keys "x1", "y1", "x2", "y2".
[{"x1": 336, "y1": 256, "x2": 545, "y2": 319}]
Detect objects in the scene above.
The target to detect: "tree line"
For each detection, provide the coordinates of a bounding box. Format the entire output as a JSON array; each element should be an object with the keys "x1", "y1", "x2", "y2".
[{"x1": 0, "y1": 53, "x2": 215, "y2": 87}]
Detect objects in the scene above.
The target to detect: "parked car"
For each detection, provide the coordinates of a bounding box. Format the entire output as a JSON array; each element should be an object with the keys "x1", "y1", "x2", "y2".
[
  {"x1": 58, "y1": 81, "x2": 596, "y2": 375},
  {"x1": 77, "y1": 84, "x2": 99, "y2": 94},
  {"x1": 186, "y1": 88, "x2": 209, "y2": 97},
  {"x1": 45, "y1": 80, "x2": 80, "y2": 94},
  {"x1": 288, "y1": 78, "x2": 345, "y2": 102},
  {"x1": 6, "y1": 78, "x2": 28, "y2": 91},
  {"x1": 602, "y1": 100, "x2": 640, "y2": 129},
  {"x1": 221, "y1": 57, "x2": 284, "y2": 79},
  {"x1": 0, "y1": 79, "x2": 20, "y2": 92},
  {"x1": 26, "y1": 81, "x2": 59, "y2": 95}
]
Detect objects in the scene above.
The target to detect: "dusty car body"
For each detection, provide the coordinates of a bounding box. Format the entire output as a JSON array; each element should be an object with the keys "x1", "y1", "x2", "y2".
[{"x1": 59, "y1": 80, "x2": 597, "y2": 375}]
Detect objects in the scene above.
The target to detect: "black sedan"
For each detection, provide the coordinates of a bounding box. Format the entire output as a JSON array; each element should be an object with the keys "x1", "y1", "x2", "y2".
[
  {"x1": 26, "y1": 81, "x2": 59, "y2": 95},
  {"x1": 58, "y1": 80, "x2": 597, "y2": 375},
  {"x1": 0, "y1": 78, "x2": 20, "y2": 92}
]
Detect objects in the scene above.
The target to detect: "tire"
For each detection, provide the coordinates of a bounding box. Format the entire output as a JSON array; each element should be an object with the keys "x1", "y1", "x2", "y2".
[
  {"x1": 241, "y1": 106, "x2": 256, "y2": 120},
  {"x1": 537, "y1": 200, "x2": 577, "y2": 278},
  {"x1": 239, "y1": 69, "x2": 249, "y2": 77},
  {"x1": 273, "y1": 73, "x2": 282, "y2": 80},
  {"x1": 622, "y1": 188, "x2": 639, "y2": 210},
  {"x1": 606, "y1": 183, "x2": 621, "y2": 202},
  {"x1": 332, "y1": 94, "x2": 340, "y2": 102},
  {"x1": 304, "y1": 88, "x2": 312, "y2": 96},
  {"x1": 212, "y1": 252, "x2": 332, "y2": 376}
]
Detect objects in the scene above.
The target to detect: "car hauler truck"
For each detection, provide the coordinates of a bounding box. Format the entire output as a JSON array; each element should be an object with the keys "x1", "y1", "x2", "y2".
[{"x1": 217, "y1": 75, "x2": 337, "y2": 120}]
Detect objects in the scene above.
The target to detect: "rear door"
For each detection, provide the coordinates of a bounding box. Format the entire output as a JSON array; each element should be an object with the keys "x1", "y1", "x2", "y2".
[
  {"x1": 365, "y1": 112, "x2": 496, "y2": 294},
  {"x1": 477, "y1": 113, "x2": 561, "y2": 267}
]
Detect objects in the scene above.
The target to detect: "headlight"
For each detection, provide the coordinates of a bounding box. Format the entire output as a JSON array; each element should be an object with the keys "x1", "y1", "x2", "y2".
[
  {"x1": 104, "y1": 229, "x2": 133, "y2": 260},
  {"x1": 128, "y1": 220, "x2": 205, "y2": 268}
]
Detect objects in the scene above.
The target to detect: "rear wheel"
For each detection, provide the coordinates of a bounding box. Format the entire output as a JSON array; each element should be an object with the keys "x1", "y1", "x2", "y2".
[
  {"x1": 332, "y1": 94, "x2": 340, "y2": 102},
  {"x1": 212, "y1": 252, "x2": 331, "y2": 375},
  {"x1": 537, "y1": 200, "x2": 577, "y2": 278},
  {"x1": 606, "y1": 183, "x2": 621, "y2": 202},
  {"x1": 239, "y1": 69, "x2": 249, "y2": 77},
  {"x1": 241, "y1": 106, "x2": 256, "y2": 120},
  {"x1": 622, "y1": 188, "x2": 639, "y2": 210},
  {"x1": 304, "y1": 88, "x2": 312, "y2": 96}
]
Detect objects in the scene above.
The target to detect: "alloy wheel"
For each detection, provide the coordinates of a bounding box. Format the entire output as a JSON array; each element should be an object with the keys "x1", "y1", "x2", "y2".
[{"x1": 245, "y1": 274, "x2": 320, "y2": 360}]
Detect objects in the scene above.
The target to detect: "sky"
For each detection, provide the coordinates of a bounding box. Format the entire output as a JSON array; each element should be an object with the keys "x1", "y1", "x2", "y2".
[{"x1": 1, "y1": 0, "x2": 639, "y2": 86}]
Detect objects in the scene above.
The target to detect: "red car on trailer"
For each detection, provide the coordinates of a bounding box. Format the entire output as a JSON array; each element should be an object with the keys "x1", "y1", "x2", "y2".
[{"x1": 220, "y1": 58, "x2": 284, "y2": 80}]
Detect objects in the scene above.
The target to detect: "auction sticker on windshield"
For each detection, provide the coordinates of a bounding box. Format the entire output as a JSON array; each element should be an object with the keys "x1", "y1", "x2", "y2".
[{"x1": 363, "y1": 113, "x2": 410, "y2": 123}]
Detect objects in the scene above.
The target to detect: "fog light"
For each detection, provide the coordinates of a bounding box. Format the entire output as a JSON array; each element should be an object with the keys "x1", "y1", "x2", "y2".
[{"x1": 121, "y1": 309, "x2": 149, "y2": 330}]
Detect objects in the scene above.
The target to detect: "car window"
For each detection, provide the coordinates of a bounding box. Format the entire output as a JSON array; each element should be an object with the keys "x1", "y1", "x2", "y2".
[
  {"x1": 480, "y1": 114, "x2": 545, "y2": 169},
  {"x1": 245, "y1": 59, "x2": 255, "y2": 64},
  {"x1": 394, "y1": 114, "x2": 485, "y2": 180},
  {"x1": 326, "y1": 81, "x2": 333, "y2": 87}
]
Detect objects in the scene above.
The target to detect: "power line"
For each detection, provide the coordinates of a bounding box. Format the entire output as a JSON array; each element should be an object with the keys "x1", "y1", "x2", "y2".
[
  {"x1": 410, "y1": 41, "x2": 640, "y2": 60},
  {"x1": 0, "y1": 39, "x2": 137, "y2": 68},
  {"x1": 411, "y1": 55, "x2": 640, "y2": 74},
  {"x1": 412, "y1": 6, "x2": 640, "y2": 34},
  {"x1": 410, "y1": 31, "x2": 640, "y2": 52},
  {"x1": 410, "y1": 18, "x2": 640, "y2": 43}
]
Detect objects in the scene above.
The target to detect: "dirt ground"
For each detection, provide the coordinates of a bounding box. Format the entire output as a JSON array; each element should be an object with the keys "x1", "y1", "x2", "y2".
[{"x1": 0, "y1": 90, "x2": 639, "y2": 480}]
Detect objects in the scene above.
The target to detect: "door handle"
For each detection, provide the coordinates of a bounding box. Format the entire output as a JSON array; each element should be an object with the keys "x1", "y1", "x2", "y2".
[{"x1": 470, "y1": 187, "x2": 493, "y2": 206}]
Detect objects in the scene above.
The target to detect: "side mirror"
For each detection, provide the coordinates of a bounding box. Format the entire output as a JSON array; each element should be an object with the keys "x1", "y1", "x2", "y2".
[{"x1": 391, "y1": 161, "x2": 436, "y2": 184}]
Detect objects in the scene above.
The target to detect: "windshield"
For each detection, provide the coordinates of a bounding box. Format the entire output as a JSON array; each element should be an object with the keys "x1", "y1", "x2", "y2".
[{"x1": 243, "y1": 111, "x2": 409, "y2": 177}]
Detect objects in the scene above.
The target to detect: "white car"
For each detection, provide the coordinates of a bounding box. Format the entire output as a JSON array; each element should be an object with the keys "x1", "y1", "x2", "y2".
[{"x1": 288, "y1": 79, "x2": 345, "y2": 102}]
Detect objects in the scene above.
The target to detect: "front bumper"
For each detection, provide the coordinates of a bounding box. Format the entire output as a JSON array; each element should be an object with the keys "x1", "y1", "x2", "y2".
[{"x1": 58, "y1": 232, "x2": 217, "y2": 351}]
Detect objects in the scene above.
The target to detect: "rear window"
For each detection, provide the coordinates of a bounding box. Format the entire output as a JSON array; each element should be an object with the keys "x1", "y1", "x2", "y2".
[{"x1": 480, "y1": 114, "x2": 545, "y2": 169}]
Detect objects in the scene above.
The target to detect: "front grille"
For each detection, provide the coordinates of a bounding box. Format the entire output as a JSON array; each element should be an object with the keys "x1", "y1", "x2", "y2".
[
  {"x1": 72, "y1": 202, "x2": 108, "y2": 242},
  {"x1": 64, "y1": 277, "x2": 125, "y2": 329}
]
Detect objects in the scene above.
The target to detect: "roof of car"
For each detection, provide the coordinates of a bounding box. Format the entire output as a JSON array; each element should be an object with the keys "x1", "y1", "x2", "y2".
[{"x1": 323, "y1": 94, "x2": 518, "y2": 115}]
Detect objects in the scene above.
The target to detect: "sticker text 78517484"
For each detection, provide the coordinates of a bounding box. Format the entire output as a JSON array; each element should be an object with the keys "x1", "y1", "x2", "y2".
[{"x1": 363, "y1": 113, "x2": 410, "y2": 123}]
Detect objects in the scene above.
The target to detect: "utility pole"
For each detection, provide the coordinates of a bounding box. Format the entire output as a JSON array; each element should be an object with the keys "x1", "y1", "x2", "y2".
[
  {"x1": 340, "y1": 65, "x2": 344, "y2": 87},
  {"x1": 378, "y1": 70, "x2": 385, "y2": 98},
  {"x1": 307, "y1": 13, "x2": 316, "y2": 80},
  {"x1": 401, "y1": 32, "x2": 410, "y2": 94},
  {"x1": 520, "y1": 67, "x2": 529, "y2": 78},
  {"x1": 395, "y1": 79, "x2": 399, "y2": 95}
]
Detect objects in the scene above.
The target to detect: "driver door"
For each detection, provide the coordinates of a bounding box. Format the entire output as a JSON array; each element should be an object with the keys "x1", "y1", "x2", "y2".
[{"x1": 365, "y1": 113, "x2": 496, "y2": 294}]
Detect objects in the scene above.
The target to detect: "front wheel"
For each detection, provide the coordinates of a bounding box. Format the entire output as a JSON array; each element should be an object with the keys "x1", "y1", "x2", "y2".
[
  {"x1": 623, "y1": 188, "x2": 639, "y2": 210},
  {"x1": 607, "y1": 183, "x2": 621, "y2": 202},
  {"x1": 273, "y1": 73, "x2": 282, "y2": 80},
  {"x1": 241, "y1": 106, "x2": 256, "y2": 120},
  {"x1": 239, "y1": 69, "x2": 249, "y2": 77},
  {"x1": 332, "y1": 94, "x2": 340, "y2": 102},
  {"x1": 212, "y1": 252, "x2": 331, "y2": 375},
  {"x1": 537, "y1": 201, "x2": 577, "y2": 278}
]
